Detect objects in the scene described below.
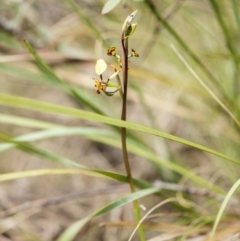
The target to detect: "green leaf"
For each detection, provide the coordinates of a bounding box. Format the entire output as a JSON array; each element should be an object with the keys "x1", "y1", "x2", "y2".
[
  {"x1": 56, "y1": 187, "x2": 159, "y2": 241},
  {"x1": 0, "y1": 169, "x2": 93, "y2": 182},
  {"x1": 102, "y1": 0, "x2": 121, "y2": 14},
  {"x1": 209, "y1": 178, "x2": 240, "y2": 241},
  {"x1": 0, "y1": 128, "x2": 108, "y2": 152},
  {"x1": 22, "y1": 39, "x2": 62, "y2": 84},
  {"x1": 0, "y1": 133, "x2": 85, "y2": 168},
  {"x1": 0, "y1": 131, "x2": 151, "y2": 189},
  {"x1": 0, "y1": 113, "x2": 63, "y2": 129},
  {"x1": 0, "y1": 127, "x2": 224, "y2": 193},
  {"x1": 0, "y1": 94, "x2": 239, "y2": 167}
]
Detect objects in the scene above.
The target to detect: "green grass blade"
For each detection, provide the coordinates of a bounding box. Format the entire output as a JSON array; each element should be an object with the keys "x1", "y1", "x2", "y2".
[
  {"x1": 92, "y1": 187, "x2": 159, "y2": 215},
  {"x1": 57, "y1": 216, "x2": 91, "y2": 241},
  {"x1": 56, "y1": 187, "x2": 159, "y2": 241},
  {"x1": 0, "y1": 127, "x2": 224, "y2": 193},
  {"x1": 0, "y1": 133, "x2": 85, "y2": 168},
  {"x1": 87, "y1": 134, "x2": 225, "y2": 194},
  {"x1": 0, "y1": 169, "x2": 101, "y2": 182},
  {"x1": 0, "y1": 132, "x2": 152, "y2": 189},
  {"x1": 0, "y1": 128, "x2": 109, "y2": 152},
  {"x1": 0, "y1": 113, "x2": 63, "y2": 129},
  {"x1": 23, "y1": 39, "x2": 63, "y2": 84},
  {"x1": 0, "y1": 63, "x2": 51, "y2": 83},
  {"x1": 209, "y1": 178, "x2": 240, "y2": 241},
  {"x1": 0, "y1": 94, "x2": 239, "y2": 166},
  {"x1": 0, "y1": 62, "x2": 117, "y2": 116}
]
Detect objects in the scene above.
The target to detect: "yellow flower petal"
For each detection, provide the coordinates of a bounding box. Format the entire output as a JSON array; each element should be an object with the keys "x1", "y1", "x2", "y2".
[
  {"x1": 92, "y1": 77, "x2": 106, "y2": 94},
  {"x1": 95, "y1": 59, "x2": 107, "y2": 75}
]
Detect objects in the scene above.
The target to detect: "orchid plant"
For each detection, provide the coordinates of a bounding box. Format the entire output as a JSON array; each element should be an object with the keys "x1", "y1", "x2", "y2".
[
  {"x1": 92, "y1": 10, "x2": 146, "y2": 241},
  {"x1": 93, "y1": 47, "x2": 139, "y2": 96}
]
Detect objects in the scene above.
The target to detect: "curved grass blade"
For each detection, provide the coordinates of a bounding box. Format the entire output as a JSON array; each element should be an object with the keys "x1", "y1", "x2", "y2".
[
  {"x1": 0, "y1": 132, "x2": 151, "y2": 189},
  {"x1": 171, "y1": 44, "x2": 240, "y2": 128},
  {"x1": 87, "y1": 134, "x2": 225, "y2": 194},
  {"x1": 0, "y1": 169, "x2": 94, "y2": 182},
  {"x1": 56, "y1": 187, "x2": 159, "y2": 241},
  {"x1": 0, "y1": 132, "x2": 85, "y2": 168},
  {"x1": 0, "y1": 128, "x2": 109, "y2": 152},
  {"x1": 0, "y1": 128, "x2": 224, "y2": 194},
  {"x1": 209, "y1": 178, "x2": 240, "y2": 241},
  {"x1": 0, "y1": 94, "x2": 239, "y2": 166},
  {"x1": 0, "y1": 113, "x2": 63, "y2": 129}
]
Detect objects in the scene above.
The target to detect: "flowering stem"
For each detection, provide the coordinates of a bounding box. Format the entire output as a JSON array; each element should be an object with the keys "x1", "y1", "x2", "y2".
[
  {"x1": 120, "y1": 27, "x2": 146, "y2": 241},
  {"x1": 121, "y1": 33, "x2": 133, "y2": 190}
]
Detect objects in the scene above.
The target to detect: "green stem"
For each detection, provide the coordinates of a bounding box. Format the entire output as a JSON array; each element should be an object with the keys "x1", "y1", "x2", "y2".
[
  {"x1": 121, "y1": 33, "x2": 134, "y2": 191},
  {"x1": 120, "y1": 31, "x2": 145, "y2": 241}
]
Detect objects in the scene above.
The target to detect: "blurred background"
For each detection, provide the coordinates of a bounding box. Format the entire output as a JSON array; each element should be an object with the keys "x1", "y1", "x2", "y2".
[{"x1": 0, "y1": 0, "x2": 240, "y2": 240}]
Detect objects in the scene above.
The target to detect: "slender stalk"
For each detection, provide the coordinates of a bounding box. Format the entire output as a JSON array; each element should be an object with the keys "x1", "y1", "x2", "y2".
[
  {"x1": 121, "y1": 32, "x2": 134, "y2": 191},
  {"x1": 120, "y1": 29, "x2": 146, "y2": 241}
]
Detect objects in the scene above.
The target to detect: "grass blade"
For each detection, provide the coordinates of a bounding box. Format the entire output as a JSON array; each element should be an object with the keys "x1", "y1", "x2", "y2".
[
  {"x1": 209, "y1": 178, "x2": 240, "y2": 241},
  {"x1": 0, "y1": 128, "x2": 225, "y2": 193},
  {"x1": 56, "y1": 187, "x2": 159, "y2": 241},
  {"x1": 0, "y1": 94, "x2": 239, "y2": 165},
  {"x1": 0, "y1": 113, "x2": 63, "y2": 129},
  {"x1": 0, "y1": 169, "x2": 93, "y2": 182},
  {"x1": 0, "y1": 132, "x2": 152, "y2": 189}
]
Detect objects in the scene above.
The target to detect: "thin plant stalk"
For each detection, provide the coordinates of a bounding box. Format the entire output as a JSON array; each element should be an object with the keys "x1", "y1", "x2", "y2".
[
  {"x1": 121, "y1": 23, "x2": 134, "y2": 192},
  {"x1": 120, "y1": 16, "x2": 146, "y2": 241}
]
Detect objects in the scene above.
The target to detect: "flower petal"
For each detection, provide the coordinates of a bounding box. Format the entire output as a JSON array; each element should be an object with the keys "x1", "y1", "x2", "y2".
[{"x1": 95, "y1": 59, "x2": 107, "y2": 75}]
